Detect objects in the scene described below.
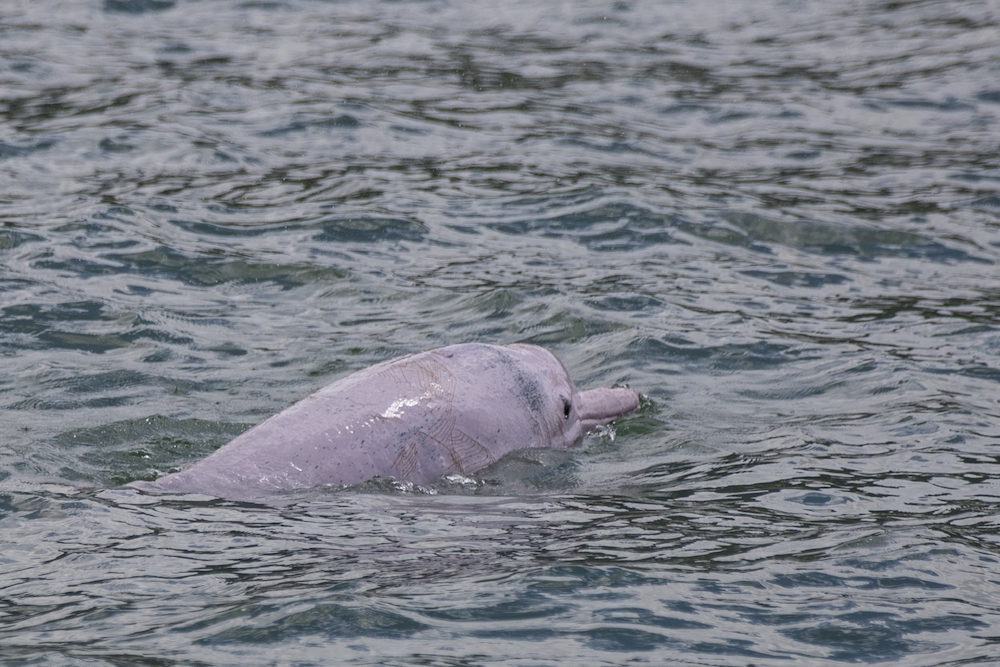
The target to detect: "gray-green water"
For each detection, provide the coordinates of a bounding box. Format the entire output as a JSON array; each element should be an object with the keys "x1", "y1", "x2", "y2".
[{"x1": 2, "y1": 0, "x2": 1000, "y2": 664}]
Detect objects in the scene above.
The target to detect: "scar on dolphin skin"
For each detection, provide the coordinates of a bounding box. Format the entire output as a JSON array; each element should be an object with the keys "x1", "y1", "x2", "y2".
[
  {"x1": 134, "y1": 343, "x2": 640, "y2": 498},
  {"x1": 417, "y1": 411, "x2": 496, "y2": 476},
  {"x1": 441, "y1": 428, "x2": 495, "y2": 475},
  {"x1": 393, "y1": 440, "x2": 420, "y2": 479},
  {"x1": 378, "y1": 357, "x2": 455, "y2": 394}
]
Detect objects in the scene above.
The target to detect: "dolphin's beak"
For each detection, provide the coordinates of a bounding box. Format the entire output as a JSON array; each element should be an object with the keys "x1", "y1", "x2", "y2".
[{"x1": 576, "y1": 387, "x2": 640, "y2": 432}]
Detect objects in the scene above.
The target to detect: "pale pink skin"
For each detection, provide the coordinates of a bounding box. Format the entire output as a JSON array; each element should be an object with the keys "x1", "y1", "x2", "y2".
[{"x1": 136, "y1": 343, "x2": 639, "y2": 498}]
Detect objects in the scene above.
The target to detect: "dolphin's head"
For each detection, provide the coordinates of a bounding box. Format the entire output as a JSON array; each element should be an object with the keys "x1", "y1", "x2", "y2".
[{"x1": 505, "y1": 344, "x2": 639, "y2": 447}]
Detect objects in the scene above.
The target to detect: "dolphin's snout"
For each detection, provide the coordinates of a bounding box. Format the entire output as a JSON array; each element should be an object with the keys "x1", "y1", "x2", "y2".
[{"x1": 576, "y1": 387, "x2": 640, "y2": 431}]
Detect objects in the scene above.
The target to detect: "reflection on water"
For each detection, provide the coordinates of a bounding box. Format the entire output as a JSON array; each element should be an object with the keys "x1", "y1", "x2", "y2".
[{"x1": 2, "y1": 0, "x2": 1000, "y2": 664}]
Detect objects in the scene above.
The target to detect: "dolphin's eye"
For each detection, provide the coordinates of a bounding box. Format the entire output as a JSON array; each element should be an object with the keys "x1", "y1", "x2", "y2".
[{"x1": 562, "y1": 397, "x2": 571, "y2": 420}]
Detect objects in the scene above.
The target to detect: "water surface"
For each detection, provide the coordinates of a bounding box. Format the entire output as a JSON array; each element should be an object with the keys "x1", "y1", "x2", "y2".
[{"x1": 2, "y1": 0, "x2": 1000, "y2": 664}]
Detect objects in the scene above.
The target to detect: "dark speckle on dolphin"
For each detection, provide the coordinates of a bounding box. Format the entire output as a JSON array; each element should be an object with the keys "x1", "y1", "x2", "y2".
[{"x1": 131, "y1": 343, "x2": 639, "y2": 500}]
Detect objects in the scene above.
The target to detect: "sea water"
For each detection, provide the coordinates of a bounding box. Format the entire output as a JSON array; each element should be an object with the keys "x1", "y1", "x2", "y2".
[{"x1": 2, "y1": 1, "x2": 1000, "y2": 664}]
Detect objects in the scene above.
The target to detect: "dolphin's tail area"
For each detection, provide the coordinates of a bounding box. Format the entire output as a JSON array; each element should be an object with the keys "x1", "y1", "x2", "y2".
[{"x1": 576, "y1": 387, "x2": 640, "y2": 432}]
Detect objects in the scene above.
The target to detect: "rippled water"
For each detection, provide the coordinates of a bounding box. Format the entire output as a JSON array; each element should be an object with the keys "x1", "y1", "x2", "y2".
[{"x1": 2, "y1": 0, "x2": 1000, "y2": 664}]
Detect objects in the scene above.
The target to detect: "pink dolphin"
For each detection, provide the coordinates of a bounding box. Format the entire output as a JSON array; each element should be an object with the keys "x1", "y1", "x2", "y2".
[{"x1": 136, "y1": 343, "x2": 638, "y2": 498}]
